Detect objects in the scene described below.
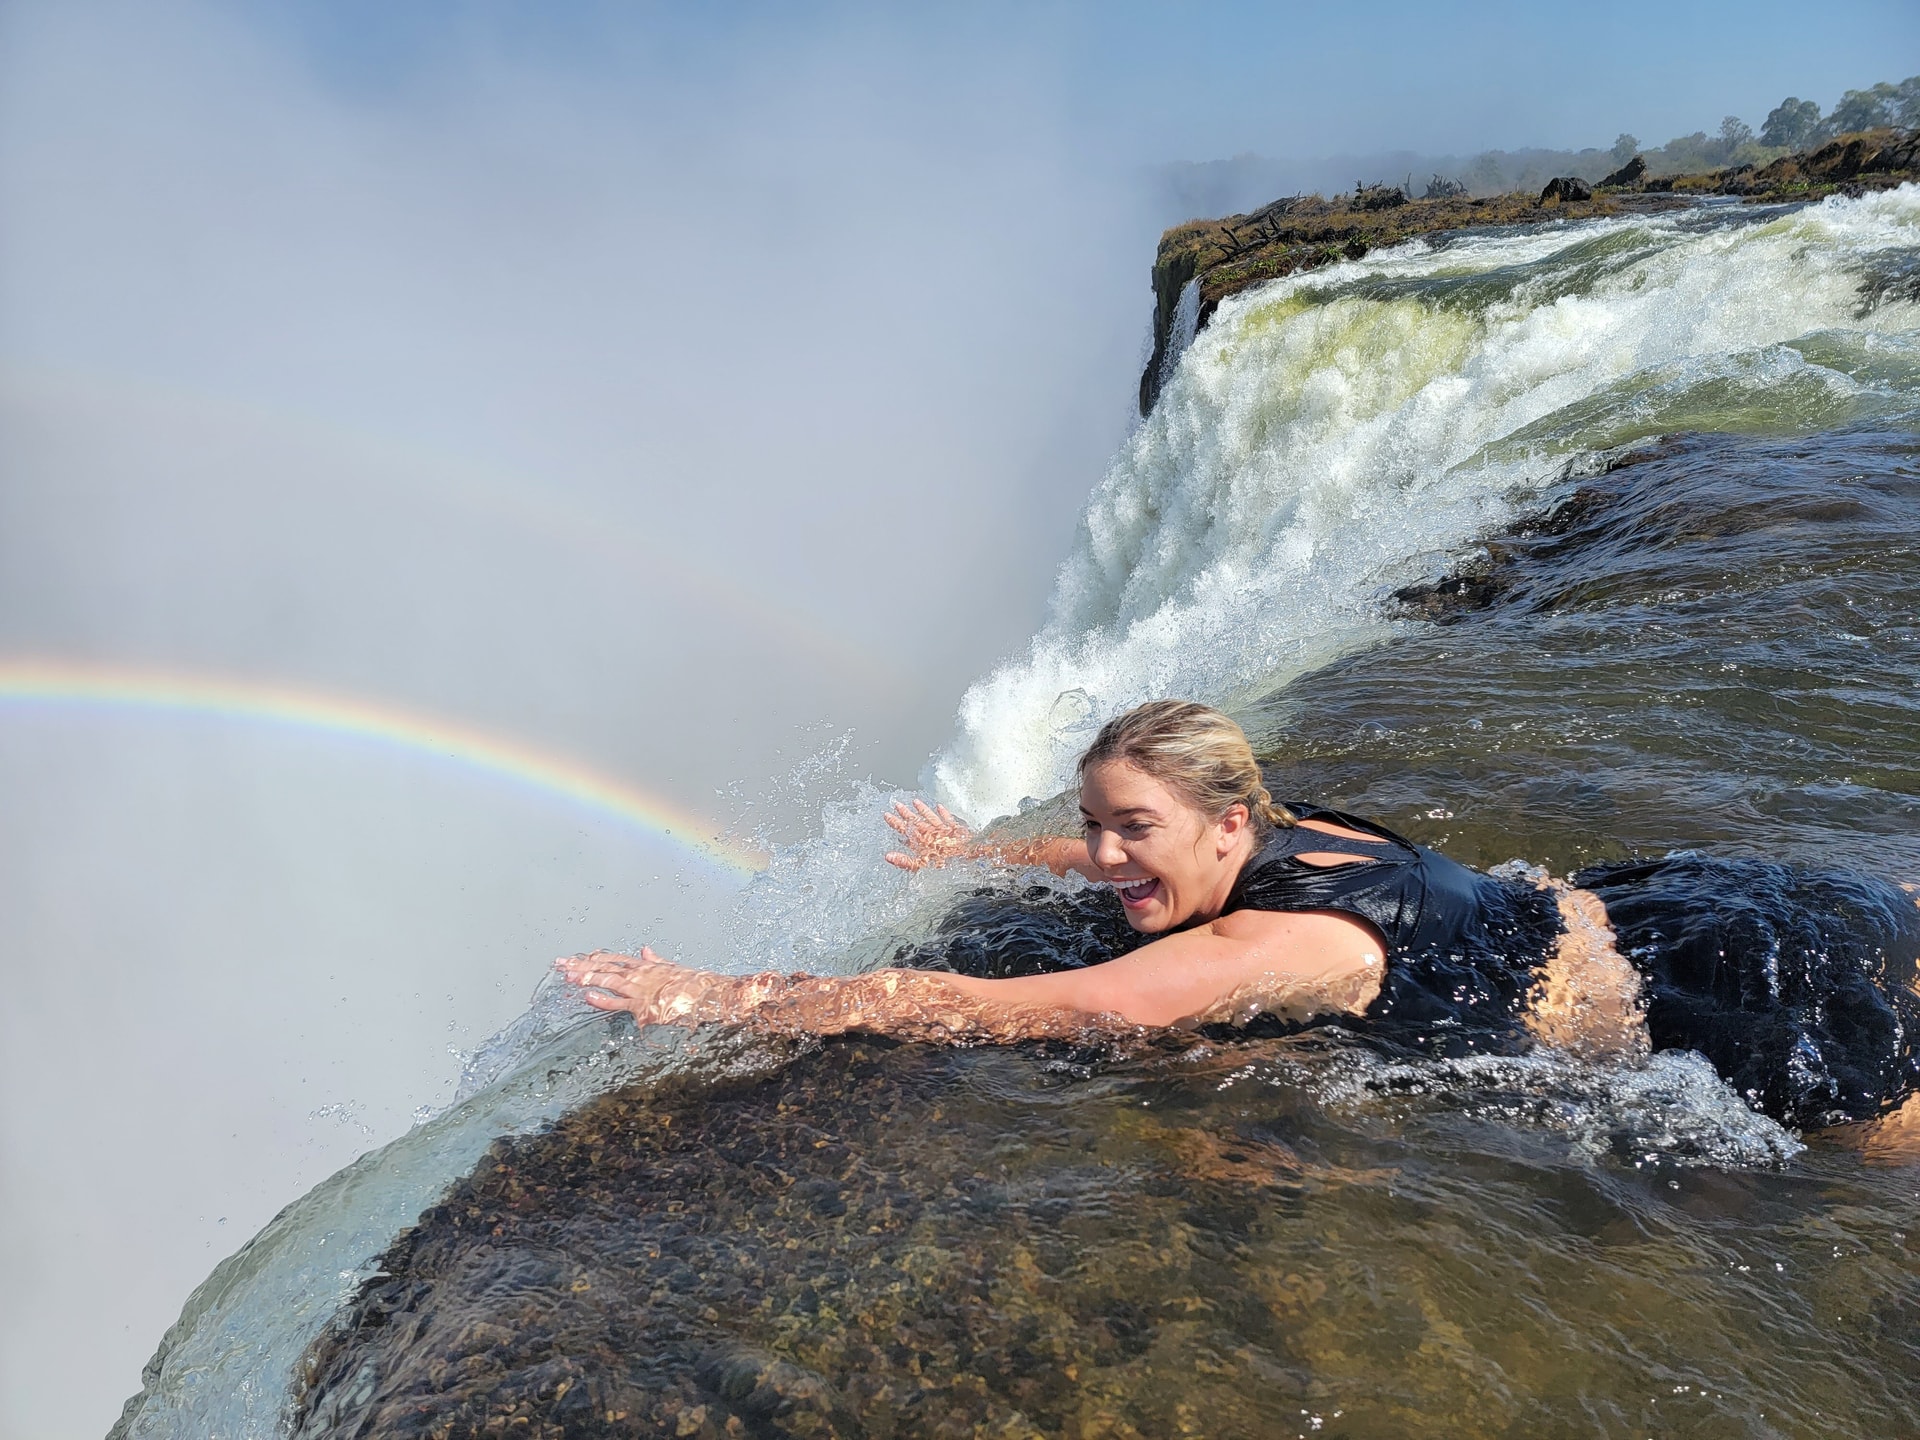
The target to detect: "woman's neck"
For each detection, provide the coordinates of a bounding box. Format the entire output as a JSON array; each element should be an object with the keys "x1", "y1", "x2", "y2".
[{"x1": 1191, "y1": 825, "x2": 1262, "y2": 925}]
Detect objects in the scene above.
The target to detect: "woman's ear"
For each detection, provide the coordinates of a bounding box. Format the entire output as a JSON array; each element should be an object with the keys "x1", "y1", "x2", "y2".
[{"x1": 1216, "y1": 802, "x2": 1251, "y2": 855}]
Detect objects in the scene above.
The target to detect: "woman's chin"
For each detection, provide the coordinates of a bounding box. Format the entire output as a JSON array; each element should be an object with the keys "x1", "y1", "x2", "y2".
[{"x1": 1121, "y1": 904, "x2": 1174, "y2": 934}]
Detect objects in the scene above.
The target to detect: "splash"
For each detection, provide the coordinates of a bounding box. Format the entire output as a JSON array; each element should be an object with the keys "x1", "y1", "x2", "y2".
[
  {"x1": 933, "y1": 189, "x2": 1920, "y2": 821},
  {"x1": 0, "y1": 657, "x2": 766, "y2": 876},
  {"x1": 1327, "y1": 1048, "x2": 1807, "y2": 1169}
]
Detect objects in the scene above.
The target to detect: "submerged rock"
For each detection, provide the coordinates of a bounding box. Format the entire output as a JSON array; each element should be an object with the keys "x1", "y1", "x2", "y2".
[
  {"x1": 291, "y1": 1037, "x2": 1358, "y2": 1439},
  {"x1": 287, "y1": 1026, "x2": 1914, "y2": 1439}
]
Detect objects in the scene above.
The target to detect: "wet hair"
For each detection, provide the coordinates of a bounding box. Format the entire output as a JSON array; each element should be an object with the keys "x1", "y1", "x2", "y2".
[{"x1": 1077, "y1": 700, "x2": 1295, "y2": 831}]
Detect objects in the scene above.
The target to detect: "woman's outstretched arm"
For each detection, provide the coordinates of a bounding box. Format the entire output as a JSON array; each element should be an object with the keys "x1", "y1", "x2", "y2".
[
  {"x1": 883, "y1": 798, "x2": 1098, "y2": 880},
  {"x1": 556, "y1": 909, "x2": 1383, "y2": 1044}
]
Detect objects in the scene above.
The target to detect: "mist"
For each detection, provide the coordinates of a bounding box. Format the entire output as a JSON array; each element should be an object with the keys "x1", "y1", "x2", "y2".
[{"x1": 0, "y1": 6, "x2": 1148, "y2": 1436}]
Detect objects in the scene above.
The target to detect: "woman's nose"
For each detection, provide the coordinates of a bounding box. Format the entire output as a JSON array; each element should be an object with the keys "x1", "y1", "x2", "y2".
[{"x1": 1091, "y1": 828, "x2": 1127, "y2": 868}]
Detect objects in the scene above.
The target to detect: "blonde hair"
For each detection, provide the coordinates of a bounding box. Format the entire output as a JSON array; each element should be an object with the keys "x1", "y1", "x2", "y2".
[{"x1": 1077, "y1": 700, "x2": 1294, "y2": 830}]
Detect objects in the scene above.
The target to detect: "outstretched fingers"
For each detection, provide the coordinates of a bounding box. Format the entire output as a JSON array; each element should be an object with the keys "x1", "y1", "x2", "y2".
[
  {"x1": 555, "y1": 947, "x2": 680, "y2": 994},
  {"x1": 881, "y1": 796, "x2": 974, "y2": 871}
]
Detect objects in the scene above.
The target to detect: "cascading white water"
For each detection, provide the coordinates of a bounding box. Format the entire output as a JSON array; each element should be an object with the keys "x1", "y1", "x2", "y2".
[{"x1": 931, "y1": 188, "x2": 1920, "y2": 822}]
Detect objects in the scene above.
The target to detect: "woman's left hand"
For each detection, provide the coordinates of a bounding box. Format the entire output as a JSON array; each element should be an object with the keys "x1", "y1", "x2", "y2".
[
  {"x1": 883, "y1": 798, "x2": 975, "y2": 870},
  {"x1": 556, "y1": 947, "x2": 710, "y2": 1025}
]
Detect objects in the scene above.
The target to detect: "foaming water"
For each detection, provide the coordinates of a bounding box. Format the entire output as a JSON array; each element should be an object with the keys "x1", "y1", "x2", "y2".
[
  {"x1": 936, "y1": 190, "x2": 1920, "y2": 821},
  {"x1": 1290, "y1": 1045, "x2": 1806, "y2": 1169}
]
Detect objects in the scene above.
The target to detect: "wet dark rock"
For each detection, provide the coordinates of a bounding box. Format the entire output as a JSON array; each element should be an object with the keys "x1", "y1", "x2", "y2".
[
  {"x1": 1388, "y1": 445, "x2": 1688, "y2": 624},
  {"x1": 291, "y1": 1039, "x2": 1372, "y2": 1440},
  {"x1": 1388, "y1": 569, "x2": 1509, "y2": 622},
  {"x1": 1138, "y1": 247, "x2": 1202, "y2": 416},
  {"x1": 1599, "y1": 155, "x2": 1647, "y2": 188},
  {"x1": 1538, "y1": 176, "x2": 1593, "y2": 204}
]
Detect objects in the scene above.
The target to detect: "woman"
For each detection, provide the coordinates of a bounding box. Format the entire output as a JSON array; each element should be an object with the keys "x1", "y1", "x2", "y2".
[{"x1": 560, "y1": 701, "x2": 1920, "y2": 1130}]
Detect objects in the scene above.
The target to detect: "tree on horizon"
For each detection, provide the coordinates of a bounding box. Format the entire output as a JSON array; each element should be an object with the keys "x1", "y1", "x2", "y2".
[{"x1": 1761, "y1": 97, "x2": 1822, "y2": 150}]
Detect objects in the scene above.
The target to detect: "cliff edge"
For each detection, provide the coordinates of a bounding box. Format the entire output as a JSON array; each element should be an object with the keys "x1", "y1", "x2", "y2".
[{"x1": 1141, "y1": 128, "x2": 1920, "y2": 415}]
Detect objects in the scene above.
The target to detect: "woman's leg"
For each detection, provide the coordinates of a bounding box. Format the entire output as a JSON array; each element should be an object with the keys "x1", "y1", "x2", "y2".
[{"x1": 1524, "y1": 883, "x2": 1651, "y2": 1061}]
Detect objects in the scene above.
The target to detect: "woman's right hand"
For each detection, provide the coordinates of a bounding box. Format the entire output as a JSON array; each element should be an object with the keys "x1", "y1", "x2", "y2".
[
  {"x1": 556, "y1": 947, "x2": 719, "y2": 1026},
  {"x1": 883, "y1": 798, "x2": 976, "y2": 871}
]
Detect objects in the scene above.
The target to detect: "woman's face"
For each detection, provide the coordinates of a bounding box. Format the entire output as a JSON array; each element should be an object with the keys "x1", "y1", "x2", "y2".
[{"x1": 1078, "y1": 759, "x2": 1255, "y2": 933}]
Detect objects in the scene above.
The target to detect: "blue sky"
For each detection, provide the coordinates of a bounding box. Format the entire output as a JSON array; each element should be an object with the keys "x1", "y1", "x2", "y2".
[{"x1": 249, "y1": 0, "x2": 1920, "y2": 162}]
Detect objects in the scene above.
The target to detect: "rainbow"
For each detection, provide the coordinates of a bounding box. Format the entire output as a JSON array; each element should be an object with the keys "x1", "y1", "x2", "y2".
[{"x1": 0, "y1": 658, "x2": 767, "y2": 878}]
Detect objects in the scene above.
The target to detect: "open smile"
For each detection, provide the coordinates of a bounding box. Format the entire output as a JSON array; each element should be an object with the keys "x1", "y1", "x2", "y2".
[{"x1": 1111, "y1": 877, "x2": 1161, "y2": 908}]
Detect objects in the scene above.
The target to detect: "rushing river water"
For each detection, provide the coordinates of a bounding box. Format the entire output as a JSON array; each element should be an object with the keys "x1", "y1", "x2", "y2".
[{"x1": 114, "y1": 191, "x2": 1920, "y2": 1438}]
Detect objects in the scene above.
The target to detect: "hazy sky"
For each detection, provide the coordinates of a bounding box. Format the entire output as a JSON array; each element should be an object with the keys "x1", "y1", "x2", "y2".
[
  {"x1": 258, "y1": 0, "x2": 1919, "y2": 161},
  {"x1": 2, "y1": 3, "x2": 1915, "y2": 1438}
]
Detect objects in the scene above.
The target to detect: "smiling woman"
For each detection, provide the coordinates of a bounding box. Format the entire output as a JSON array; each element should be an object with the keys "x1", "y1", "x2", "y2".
[{"x1": 561, "y1": 699, "x2": 1920, "y2": 1129}]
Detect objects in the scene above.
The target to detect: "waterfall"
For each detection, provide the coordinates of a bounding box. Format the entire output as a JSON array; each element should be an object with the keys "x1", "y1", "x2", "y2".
[{"x1": 932, "y1": 188, "x2": 1920, "y2": 821}]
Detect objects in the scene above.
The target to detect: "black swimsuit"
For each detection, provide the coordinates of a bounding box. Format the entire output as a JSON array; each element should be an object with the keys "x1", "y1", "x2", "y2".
[
  {"x1": 1575, "y1": 853, "x2": 1920, "y2": 1127},
  {"x1": 1218, "y1": 803, "x2": 1562, "y2": 1054},
  {"x1": 1226, "y1": 806, "x2": 1920, "y2": 1126}
]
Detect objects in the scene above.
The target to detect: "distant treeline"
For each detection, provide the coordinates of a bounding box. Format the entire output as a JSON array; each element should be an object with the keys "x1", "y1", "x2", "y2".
[{"x1": 1155, "y1": 76, "x2": 1920, "y2": 223}]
